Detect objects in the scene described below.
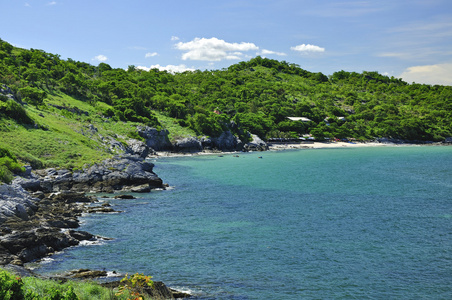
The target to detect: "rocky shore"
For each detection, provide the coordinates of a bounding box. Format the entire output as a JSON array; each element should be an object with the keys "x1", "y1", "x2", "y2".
[{"x1": 0, "y1": 154, "x2": 190, "y2": 298}]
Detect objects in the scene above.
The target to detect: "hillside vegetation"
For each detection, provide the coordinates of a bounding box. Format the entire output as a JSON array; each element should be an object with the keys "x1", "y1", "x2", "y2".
[{"x1": 0, "y1": 38, "x2": 451, "y2": 171}]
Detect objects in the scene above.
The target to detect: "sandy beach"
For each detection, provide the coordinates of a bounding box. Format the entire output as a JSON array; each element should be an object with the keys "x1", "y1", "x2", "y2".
[
  {"x1": 267, "y1": 141, "x2": 386, "y2": 150},
  {"x1": 150, "y1": 141, "x2": 402, "y2": 158}
]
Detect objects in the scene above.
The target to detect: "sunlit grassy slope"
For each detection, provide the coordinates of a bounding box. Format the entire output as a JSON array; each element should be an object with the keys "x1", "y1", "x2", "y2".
[{"x1": 0, "y1": 92, "x2": 180, "y2": 169}]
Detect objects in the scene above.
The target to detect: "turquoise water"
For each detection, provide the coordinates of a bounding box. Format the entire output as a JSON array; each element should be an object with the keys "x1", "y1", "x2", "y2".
[{"x1": 35, "y1": 146, "x2": 452, "y2": 299}]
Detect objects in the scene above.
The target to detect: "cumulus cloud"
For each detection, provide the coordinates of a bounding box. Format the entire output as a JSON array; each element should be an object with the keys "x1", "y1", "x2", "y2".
[
  {"x1": 259, "y1": 49, "x2": 287, "y2": 56},
  {"x1": 92, "y1": 55, "x2": 108, "y2": 62},
  {"x1": 145, "y1": 52, "x2": 158, "y2": 58},
  {"x1": 291, "y1": 44, "x2": 325, "y2": 53},
  {"x1": 171, "y1": 36, "x2": 180, "y2": 41},
  {"x1": 399, "y1": 63, "x2": 452, "y2": 86},
  {"x1": 137, "y1": 64, "x2": 195, "y2": 73},
  {"x1": 174, "y1": 37, "x2": 259, "y2": 61}
]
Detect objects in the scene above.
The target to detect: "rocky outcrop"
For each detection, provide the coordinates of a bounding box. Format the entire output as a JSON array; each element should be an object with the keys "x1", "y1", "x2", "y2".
[
  {"x1": 0, "y1": 191, "x2": 99, "y2": 265},
  {"x1": 173, "y1": 137, "x2": 203, "y2": 152},
  {"x1": 0, "y1": 182, "x2": 39, "y2": 224},
  {"x1": 126, "y1": 139, "x2": 152, "y2": 158},
  {"x1": 244, "y1": 134, "x2": 268, "y2": 151},
  {"x1": 102, "y1": 279, "x2": 191, "y2": 299},
  {"x1": 137, "y1": 126, "x2": 172, "y2": 151},
  {"x1": 0, "y1": 154, "x2": 164, "y2": 264},
  {"x1": 211, "y1": 131, "x2": 243, "y2": 151},
  {"x1": 33, "y1": 155, "x2": 163, "y2": 193}
]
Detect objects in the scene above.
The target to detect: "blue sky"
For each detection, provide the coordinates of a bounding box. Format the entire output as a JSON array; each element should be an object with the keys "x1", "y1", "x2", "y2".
[{"x1": 1, "y1": 0, "x2": 452, "y2": 85}]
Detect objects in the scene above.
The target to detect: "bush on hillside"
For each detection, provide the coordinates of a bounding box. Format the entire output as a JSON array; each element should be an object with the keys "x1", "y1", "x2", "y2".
[{"x1": 0, "y1": 147, "x2": 24, "y2": 184}]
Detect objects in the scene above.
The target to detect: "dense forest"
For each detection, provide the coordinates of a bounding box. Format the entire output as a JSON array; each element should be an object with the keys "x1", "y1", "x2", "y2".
[{"x1": 1, "y1": 38, "x2": 451, "y2": 168}]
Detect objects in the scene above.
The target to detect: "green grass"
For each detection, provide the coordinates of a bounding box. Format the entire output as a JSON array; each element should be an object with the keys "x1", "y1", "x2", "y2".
[
  {"x1": 0, "y1": 91, "x2": 199, "y2": 169},
  {"x1": 0, "y1": 93, "x2": 136, "y2": 169},
  {"x1": 152, "y1": 110, "x2": 197, "y2": 142}
]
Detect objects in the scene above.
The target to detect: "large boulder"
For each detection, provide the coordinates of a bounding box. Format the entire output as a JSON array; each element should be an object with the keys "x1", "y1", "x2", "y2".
[
  {"x1": 244, "y1": 134, "x2": 268, "y2": 151},
  {"x1": 0, "y1": 183, "x2": 39, "y2": 224},
  {"x1": 126, "y1": 139, "x2": 152, "y2": 158},
  {"x1": 173, "y1": 137, "x2": 203, "y2": 152},
  {"x1": 212, "y1": 131, "x2": 243, "y2": 151},
  {"x1": 137, "y1": 126, "x2": 172, "y2": 151}
]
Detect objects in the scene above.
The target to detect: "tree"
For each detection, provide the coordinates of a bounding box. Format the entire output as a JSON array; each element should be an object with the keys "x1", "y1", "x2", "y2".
[{"x1": 18, "y1": 86, "x2": 46, "y2": 107}]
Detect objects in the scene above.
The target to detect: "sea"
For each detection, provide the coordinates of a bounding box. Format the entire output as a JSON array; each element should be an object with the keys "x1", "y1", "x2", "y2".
[{"x1": 31, "y1": 146, "x2": 452, "y2": 299}]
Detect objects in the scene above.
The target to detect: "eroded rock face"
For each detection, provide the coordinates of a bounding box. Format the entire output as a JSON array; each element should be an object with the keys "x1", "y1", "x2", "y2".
[
  {"x1": 244, "y1": 134, "x2": 268, "y2": 151},
  {"x1": 173, "y1": 137, "x2": 203, "y2": 152},
  {"x1": 212, "y1": 131, "x2": 243, "y2": 151},
  {"x1": 0, "y1": 183, "x2": 39, "y2": 224},
  {"x1": 35, "y1": 155, "x2": 163, "y2": 193},
  {"x1": 126, "y1": 139, "x2": 152, "y2": 158},
  {"x1": 137, "y1": 126, "x2": 172, "y2": 151},
  {"x1": 0, "y1": 192, "x2": 98, "y2": 265}
]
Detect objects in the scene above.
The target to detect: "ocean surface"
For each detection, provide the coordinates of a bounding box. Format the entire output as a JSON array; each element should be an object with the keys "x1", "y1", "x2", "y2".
[{"x1": 33, "y1": 146, "x2": 452, "y2": 299}]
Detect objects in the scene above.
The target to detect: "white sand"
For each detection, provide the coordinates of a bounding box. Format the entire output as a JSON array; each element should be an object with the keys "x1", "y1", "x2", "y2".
[
  {"x1": 149, "y1": 141, "x2": 397, "y2": 158},
  {"x1": 267, "y1": 141, "x2": 386, "y2": 150}
]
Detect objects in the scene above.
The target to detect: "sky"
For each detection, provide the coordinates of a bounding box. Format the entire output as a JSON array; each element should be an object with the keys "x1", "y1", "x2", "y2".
[{"x1": 1, "y1": 0, "x2": 452, "y2": 85}]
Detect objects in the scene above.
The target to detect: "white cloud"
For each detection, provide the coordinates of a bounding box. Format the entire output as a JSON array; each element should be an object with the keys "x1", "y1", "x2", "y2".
[
  {"x1": 92, "y1": 55, "x2": 108, "y2": 62},
  {"x1": 47, "y1": 1, "x2": 57, "y2": 5},
  {"x1": 399, "y1": 63, "x2": 452, "y2": 86},
  {"x1": 145, "y1": 52, "x2": 158, "y2": 58},
  {"x1": 25, "y1": 2, "x2": 31, "y2": 7},
  {"x1": 171, "y1": 36, "x2": 180, "y2": 41},
  {"x1": 137, "y1": 64, "x2": 195, "y2": 74},
  {"x1": 259, "y1": 49, "x2": 287, "y2": 56},
  {"x1": 174, "y1": 37, "x2": 259, "y2": 61},
  {"x1": 291, "y1": 44, "x2": 325, "y2": 53}
]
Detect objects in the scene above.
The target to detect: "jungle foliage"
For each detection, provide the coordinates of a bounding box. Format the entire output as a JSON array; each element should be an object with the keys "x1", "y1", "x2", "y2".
[{"x1": 1, "y1": 38, "x2": 451, "y2": 145}]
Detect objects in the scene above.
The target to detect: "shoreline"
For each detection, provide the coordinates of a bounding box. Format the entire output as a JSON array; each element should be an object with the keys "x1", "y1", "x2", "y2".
[{"x1": 150, "y1": 140, "x2": 448, "y2": 158}]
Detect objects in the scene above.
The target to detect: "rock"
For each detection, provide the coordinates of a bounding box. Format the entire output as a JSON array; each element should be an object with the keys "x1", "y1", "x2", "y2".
[
  {"x1": 65, "y1": 269, "x2": 108, "y2": 279},
  {"x1": 244, "y1": 134, "x2": 268, "y2": 151},
  {"x1": 212, "y1": 131, "x2": 243, "y2": 151},
  {"x1": 137, "y1": 126, "x2": 172, "y2": 151},
  {"x1": 130, "y1": 184, "x2": 151, "y2": 193},
  {"x1": 0, "y1": 182, "x2": 39, "y2": 224},
  {"x1": 445, "y1": 137, "x2": 452, "y2": 143},
  {"x1": 87, "y1": 207, "x2": 118, "y2": 213},
  {"x1": 102, "y1": 280, "x2": 191, "y2": 299},
  {"x1": 126, "y1": 139, "x2": 151, "y2": 158},
  {"x1": 33, "y1": 155, "x2": 164, "y2": 193},
  {"x1": 173, "y1": 137, "x2": 202, "y2": 152},
  {"x1": 114, "y1": 194, "x2": 135, "y2": 199}
]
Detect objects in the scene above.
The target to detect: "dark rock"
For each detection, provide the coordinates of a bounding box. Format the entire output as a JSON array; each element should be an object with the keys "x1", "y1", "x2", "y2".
[
  {"x1": 114, "y1": 194, "x2": 135, "y2": 199},
  {"x1": 212, "y1": 131, "x2": 243, "y2": 151},
  {"x1": 137, "y1": 126, "x2": 172, "y2": 151},
  {"x1": 67, "y1": 230, "x2": 94, "y2": 241},
  {"x1": 173, "y1": 137, "x2": 203, "y2": 152}
]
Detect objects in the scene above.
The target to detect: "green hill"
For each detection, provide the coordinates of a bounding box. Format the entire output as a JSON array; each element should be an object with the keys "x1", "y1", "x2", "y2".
[{"x1": 1, "y1": 38, "x2": 451, "y2": 175}]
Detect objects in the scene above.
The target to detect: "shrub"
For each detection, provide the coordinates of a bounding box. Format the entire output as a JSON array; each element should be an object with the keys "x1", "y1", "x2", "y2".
[
  {"x1": 0, "y1": 165, "x2": 14, "y2": 184},
  {"x1": 0, "y1": 99, "x2": 34, "y2": 124},
  {"x1": 0, "y1": 269, "x2": 25, "y2": 300},
  {"x1": 0, "y1": 147, "x2": 25, "y2": 183},
  {"x1": 116, "y1": 273, "x2": 154, "y2": 299}
]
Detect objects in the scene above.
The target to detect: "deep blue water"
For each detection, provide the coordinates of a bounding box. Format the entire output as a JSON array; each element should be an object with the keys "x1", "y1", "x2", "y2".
[{"x1": 33, "y1": 146, "x2": 452, "y2": 299}]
